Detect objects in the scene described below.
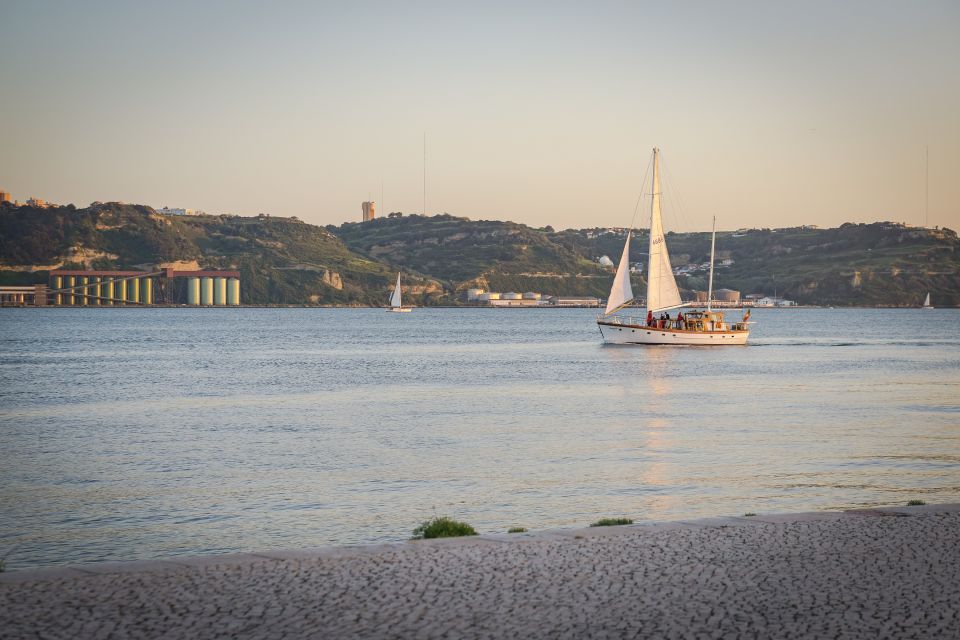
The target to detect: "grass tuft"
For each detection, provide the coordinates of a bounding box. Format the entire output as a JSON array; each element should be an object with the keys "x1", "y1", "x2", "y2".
[
  {"x1": 412, "y1": 517, "x2": 478, "y2": 540},
  {"x1": 744, "y1": 513, "x2": 757, "y2": 517},
  {"x1": 590, "y1": 517, "x2": 633, "y2": 527},
  {"x1": 507, "y1": 527, "x2": 527, "y2": 533},
  {"x1": 906, "y1": 499, "x2": 926, "y2": 506}
]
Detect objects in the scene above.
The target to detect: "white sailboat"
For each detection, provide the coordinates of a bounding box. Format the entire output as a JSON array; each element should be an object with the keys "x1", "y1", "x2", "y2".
[
  {"x1": 922, "y1": 292, "x2": 933, "y2": 309},
  {"x1": 596, "y1": 148, "x2": 750, "y2": 345},
  {"x1": 387, "y1": 272, "x2": 412, "y2": 312}
]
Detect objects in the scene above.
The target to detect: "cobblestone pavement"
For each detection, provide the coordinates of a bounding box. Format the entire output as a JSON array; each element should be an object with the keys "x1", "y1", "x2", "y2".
[{"x1": 2, "y1": 505, "x2": 959, "y2": 639}]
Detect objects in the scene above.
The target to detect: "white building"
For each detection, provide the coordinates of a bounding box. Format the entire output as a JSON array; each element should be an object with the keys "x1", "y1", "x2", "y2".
[{"x1": 157, "y1": 206, "x2": 203, "y2": 216}]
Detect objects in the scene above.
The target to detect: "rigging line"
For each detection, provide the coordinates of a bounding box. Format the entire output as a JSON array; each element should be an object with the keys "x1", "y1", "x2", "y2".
[
  {"x1": 659, "y1": 153, "x2": 691, "y2": 234},
  {"x1": 629, "y1": 151, "x2": 654, "y2": 232}
]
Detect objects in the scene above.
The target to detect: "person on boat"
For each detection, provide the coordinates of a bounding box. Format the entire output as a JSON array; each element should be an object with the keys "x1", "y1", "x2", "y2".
[
  {"x1": 647, "y1": 310, "x2": 654, "y2": 327},
  {"x1": 677, "y1": 311, "x2": 684, "y2": 329}
]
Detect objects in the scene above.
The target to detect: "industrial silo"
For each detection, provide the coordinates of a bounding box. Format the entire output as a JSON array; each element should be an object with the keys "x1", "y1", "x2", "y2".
[
  {"x1": 200, "y1": 278, "x2": 214, "y2": 305},
  {"x1": 187, "y1": 278, "x2": 201, "y2": 305},
  {"x1": 53, "y1": 276, "x2": 62, "y2": 305},
  {"x1": 214, "y1": 277, "x2": 227, "y2": 306},
  {"x1": 142, "y1": 278, "x2": 153, "y2": 305},
  {"x1": 117, "y1": 279, "x2": 127, "y2": 305},
  {"x1": 104, "y1": 278, "x2": 114, "y2": 305},
  {"x1": 227, "y1": 278, "x2": 240, "y2": 305},
  {"x1": 129, "y1": 277, "x2": 140, "y2": 304},
  {"x1": 66, "y1": 276, "x2": 75, "y2": 305}
]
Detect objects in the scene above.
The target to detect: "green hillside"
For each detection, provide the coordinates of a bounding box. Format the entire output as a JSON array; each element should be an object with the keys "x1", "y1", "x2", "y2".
[
  {"x1": 3, "y1": 201, "x2": 958, "y2": 306},
  {"x1": 332, "y1": 214, "x2": 617, "y2": 297},
  {"x1": 0, "y1": 202, "x2": 439, "y2": 305},
  {"x1": 555, "y1": 223, "x2": 960, "y2": 306}
]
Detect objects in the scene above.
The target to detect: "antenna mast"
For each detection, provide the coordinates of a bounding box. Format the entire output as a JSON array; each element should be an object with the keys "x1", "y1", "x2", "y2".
[
  {"x1": 423, "y1": 132, "x2": 427, "y2": 216},
  {"x1": 707, "y1": 216, "x2": 716, "y2": 312},
  {"x1": 925, "y1": 145, "x2": 929, "y2": 228}
]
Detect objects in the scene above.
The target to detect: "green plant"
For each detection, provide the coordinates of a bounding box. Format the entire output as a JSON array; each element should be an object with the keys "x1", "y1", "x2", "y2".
[
  {"x1": 744, "y1": 513, "x2": 757, "y2": 517},
  {"x1": 590, "y1": 517, "x2": 633, "y2": 527},
  {"x1": 907, "y1": 499, "x2": 926, "y2": 506},
  {"x1": 507, "y1": 527, "x2": 527, "y2": 533},
  {"x1": 411, "y1": 517, "x2": 478, "y2": 540}
]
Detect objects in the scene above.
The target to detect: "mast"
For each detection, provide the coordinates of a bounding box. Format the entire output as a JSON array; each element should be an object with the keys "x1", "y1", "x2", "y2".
[{"x1": 707, "y1": 216, "x2": 716, "y2": 312}]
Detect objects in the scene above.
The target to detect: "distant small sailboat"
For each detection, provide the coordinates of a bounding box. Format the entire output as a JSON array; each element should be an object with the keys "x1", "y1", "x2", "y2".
[
  {"x1": 596, "y1": 148, "x2": 751, "y2": 345},
  {"x1": 922, "y1": 292, "x2": 933, "y2": 309},
  {"x1": 387, "y1": 272, "x2": 412, "y2": 312}
]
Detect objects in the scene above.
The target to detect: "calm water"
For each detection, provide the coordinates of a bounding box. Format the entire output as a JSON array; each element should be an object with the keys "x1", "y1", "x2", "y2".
[{"x1": 1, "y1": 307, "x2": 959, "y2": 570}]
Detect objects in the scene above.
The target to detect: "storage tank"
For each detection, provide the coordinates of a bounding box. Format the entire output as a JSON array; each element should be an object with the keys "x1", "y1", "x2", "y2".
[
  {"x1": 214, "y1": 277, "x2": 227, "y2": 306},
  {"x1": 105, "y1": 279, "x2": 114, "y2": 305},
  {"x1": 117, "y1": 279, "x2": 127, "y2": 305},
  {"x1": 142, "y1": 278, "x2": 153, "y2": 305},
  {"x1": 227, "y1": 278, "x2": 240, "y2": 305},
  {"x1": 93, "y1": 277, "x2": 101, "y2": 306},
  {"x1": 129, "y1": 277, "x2": 140, "y2": 304},
  {"x1": 503, "y1": 292, "x2": 522, "y2": 300},
  {"x1": 522, "y1": 292, "x2": 541, "y2": 300},
  {"x1": 695, "y1": 290, "x2": 708, "y2": 303},
  {"x1": 53, "y1": 276, "x2": 62, "y2": 305},
  {"x1": 81, "y1": 277, "x2": 90, "y2": 305},
  {"x1": 67, "y1": 276, "x2": 75, "y2": 305},
  {"x1": 487, "y1": 292, "x2": 502, "y2": 300},
  {"x1": 187, "y1": 277, "x2": 200, "y2": 305},
  {"x1": 714, "y1": 288, "x2": 741, "y2": 303},
  {"x1": 466, "y1": 288, "x2": 484, "y2": 301},
  {"x1": 201, "y1": 277, "x2": 214, "y2": 305}
]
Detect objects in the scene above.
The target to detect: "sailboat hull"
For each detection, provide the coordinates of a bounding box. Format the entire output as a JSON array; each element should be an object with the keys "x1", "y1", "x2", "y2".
[
  {"x1": 597, "y1": 320, "x2": 749, "y2": 345},
  {"x1": 387, "y1": 307, "x2": 412, "y2": 313}
]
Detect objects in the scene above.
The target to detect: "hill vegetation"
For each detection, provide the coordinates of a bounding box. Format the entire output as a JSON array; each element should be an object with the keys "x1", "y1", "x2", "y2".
[
  {"x1": 0, "y1": 202, "x2": 437, "y2": 305},
  {"x1": 2, "y1": 201, "x2": 958, "y2": 306}
]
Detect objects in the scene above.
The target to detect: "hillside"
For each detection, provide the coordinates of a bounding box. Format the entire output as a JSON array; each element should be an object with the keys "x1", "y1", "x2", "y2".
[
  {"x1": 0, "y1": 202, "x2": 440, "y2": 305},
  {"x1": 3, "y1": 202, "x2": 958, "y2": 306},
  {"x1": 332, "y1": 215, "x2": 619, "y2": 298},
  {"x1": 555, "y1": 223, "x2": 960, "y2": 306}
]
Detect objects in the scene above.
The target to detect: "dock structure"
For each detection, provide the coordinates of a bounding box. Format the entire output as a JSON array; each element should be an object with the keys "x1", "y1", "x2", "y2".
[{"x1": 45, "y1": 269, "x2": 241, "y2": 306}]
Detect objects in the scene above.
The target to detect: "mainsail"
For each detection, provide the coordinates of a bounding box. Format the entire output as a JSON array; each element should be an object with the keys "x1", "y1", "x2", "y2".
[
  {"x1": 390, "y1": 273, "x2": 402, "y2": 308},
  {"x1": 604, "y1": 231, "x2": 634, "y2": 315},
  {"x1": 645, "y1": 148, "x2": 683, "y2": 313}
]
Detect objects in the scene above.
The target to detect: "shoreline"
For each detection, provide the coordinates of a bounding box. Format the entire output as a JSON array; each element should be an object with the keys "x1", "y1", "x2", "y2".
[
  {"x1": 3, "y1": 501, "x2": 956, "y2": 583},
  {"x1": 4, "y1": 503, "x2": 958, "y2": 638}
]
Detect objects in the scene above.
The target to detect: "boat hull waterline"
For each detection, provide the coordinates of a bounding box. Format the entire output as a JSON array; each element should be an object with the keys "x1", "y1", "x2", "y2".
[
  {"x1": 387, "y1": 307, "x2": 412, "y2": 313},
  {"x1": 597, "y1": 320, "x2": 749, "y2": 345}
]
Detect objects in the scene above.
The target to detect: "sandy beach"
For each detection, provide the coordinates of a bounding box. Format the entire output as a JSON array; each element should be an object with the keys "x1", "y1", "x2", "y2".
[{"x1": 3, "y1": 503, "x2": 958, "y2": 639}]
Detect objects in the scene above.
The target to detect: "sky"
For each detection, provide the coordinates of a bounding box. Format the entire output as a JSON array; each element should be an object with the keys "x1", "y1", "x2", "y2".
[{"x1": 1, "y1": 0, "x2": 958, "y2": 232}]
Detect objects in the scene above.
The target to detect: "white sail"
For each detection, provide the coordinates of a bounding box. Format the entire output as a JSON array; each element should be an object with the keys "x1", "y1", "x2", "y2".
[
  {"x1": 645, "y1": 148, "x2": 683, "y2": 313},
  {"x1": 923, "y1": 292, "x2": 931, "y2": 307},
  {"x1": 390, "y1": 272, "x2": 402, "y2": 308},
  {"x1": 604, "y1": 231, "x2": 634, "y2": 315}
]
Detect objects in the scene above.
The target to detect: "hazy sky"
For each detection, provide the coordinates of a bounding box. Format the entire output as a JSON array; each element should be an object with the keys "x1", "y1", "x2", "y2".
[{"x1": 1, "y1": 1, "x2": 958, "y2": 231}]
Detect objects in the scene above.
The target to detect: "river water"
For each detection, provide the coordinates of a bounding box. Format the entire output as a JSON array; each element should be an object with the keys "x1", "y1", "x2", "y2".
[{"x1": 1, "y1": 307, "x2": 958, "y2": 570}]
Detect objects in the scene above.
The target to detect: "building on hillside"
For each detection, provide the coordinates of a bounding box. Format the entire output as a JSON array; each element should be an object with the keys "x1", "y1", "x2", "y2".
[
  {"x1": 598, "y1": 255, "x2": 614, "y2": 267},
  {"x1": 466, "y1": 288, "x2": 485, "y2": 301},
  {"x1": 362, "y1": 201, "x2": 376, "y2": 222},
  {"x1": 0, "y1": 190, "x2": 10, "y2": 203},
  {"x1": 156, "y1": 207, "x2": 204, "y2": 216},
  {"x1": 26, "y1": 197, "x2": 47, "y2": 207}
]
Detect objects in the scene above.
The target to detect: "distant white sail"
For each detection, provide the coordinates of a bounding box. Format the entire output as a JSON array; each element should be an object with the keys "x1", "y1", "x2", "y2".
[
  {"x1": 923, "y1": 292, "x2": 932, "y2": 308},
  {"x1": 604, "y1": 231, "x2": 634, "y2": 315},
  {"x1": 390, "y1": 272, "x2": 402, "y2": 308},
  {"x1": 646, "y1": 149, "x2": 683, "y2": 313}
]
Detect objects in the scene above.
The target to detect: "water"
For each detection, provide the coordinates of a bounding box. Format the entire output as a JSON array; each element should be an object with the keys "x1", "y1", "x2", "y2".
[{"x1": 1, "y1": 307, "x2": 958, "y2": 570}]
